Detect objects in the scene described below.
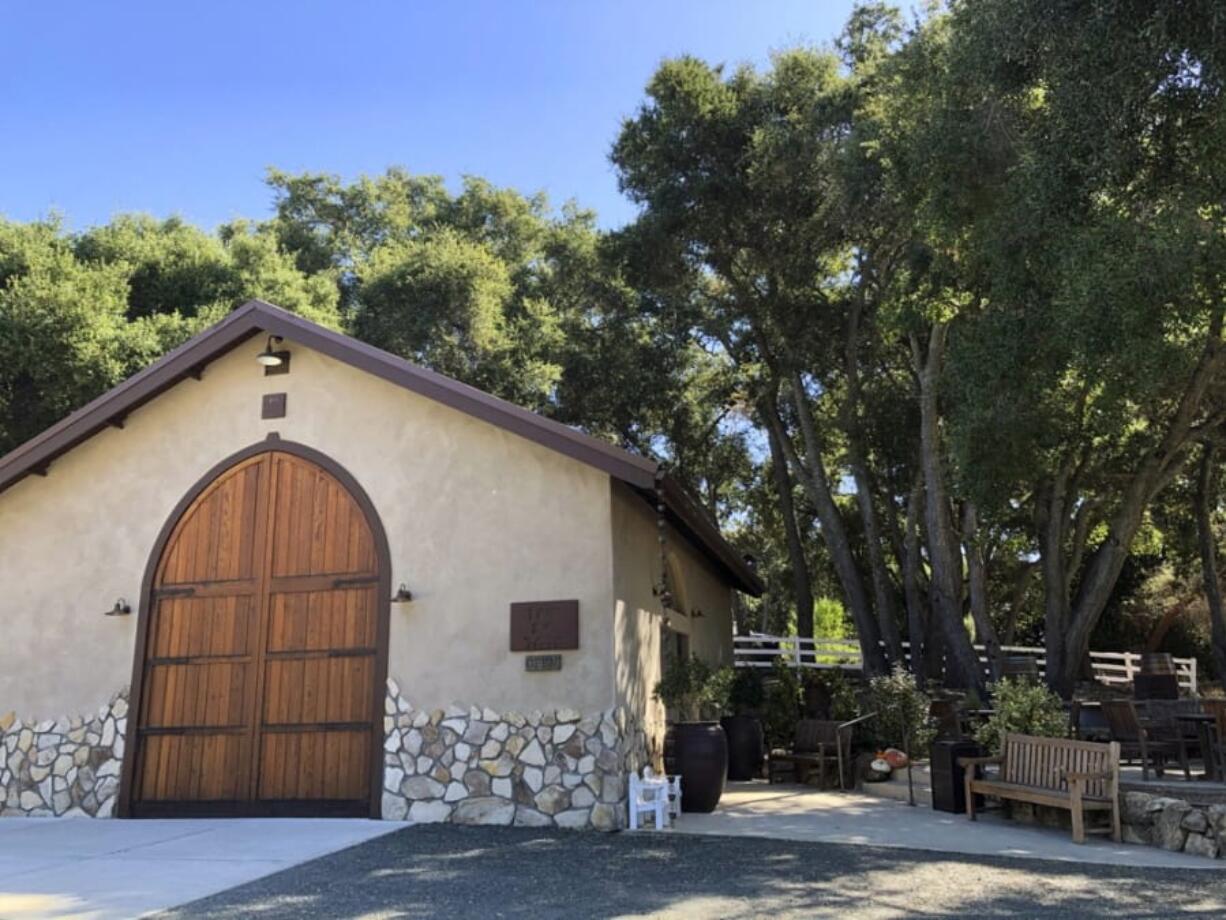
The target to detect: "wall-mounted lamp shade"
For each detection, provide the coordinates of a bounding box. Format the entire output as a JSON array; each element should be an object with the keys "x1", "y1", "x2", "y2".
[
  {"x1": 391, "y1": 584, "x2": 414, "y2": 603},
  {"x1": 105, "y1": 598, "x2": 132, "y2": 617},
  {"x1": 256, "y1": 335, "x2": 285, "y2": 367}
]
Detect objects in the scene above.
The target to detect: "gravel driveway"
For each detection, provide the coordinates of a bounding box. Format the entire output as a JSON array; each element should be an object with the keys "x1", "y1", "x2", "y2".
[{"x1": 159, "y1": 825, "x2": 1226, "y2": 919}]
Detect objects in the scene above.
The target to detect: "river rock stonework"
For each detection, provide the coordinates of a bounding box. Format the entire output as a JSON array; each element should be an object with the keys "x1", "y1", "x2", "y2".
[
  {"x1": 0, "y1": 690, "x2": 128, "y2": 817},
  {"x1": 381, "y1": 678, "x2": 646, "y2": 829}
]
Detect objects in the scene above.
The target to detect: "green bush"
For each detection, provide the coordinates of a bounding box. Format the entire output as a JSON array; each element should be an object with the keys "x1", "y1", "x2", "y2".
[
  {"x1": 974, "y1": 677, "x2": 1068, "y2": 755},
  {"x1": 653, "y1": 655, "x2": 718, "y2": 722},
  {"x1": 762, "y1": 659, "x2": 802, "y2": 749},
  {"x1": 802, "y1": 669, "x2": 860, "y2": 722},
  {"x1": 711, "y1": 666, "x2": 765, "y2": 716},
  {"x1": 864, "y1": 665, "x2": 936, "y2": 754}
]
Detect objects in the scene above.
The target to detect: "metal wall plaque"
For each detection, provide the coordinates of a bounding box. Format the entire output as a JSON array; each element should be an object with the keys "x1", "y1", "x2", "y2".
[
  {"x1": 525, "y1": 654, "x2": 563, "y2": 672},
  {"x1": 261, "y1": 392, "x2": 287, "y2": 419},
  {"x1": 510, "y1": 600, "x2": 579, "y2": 651}
]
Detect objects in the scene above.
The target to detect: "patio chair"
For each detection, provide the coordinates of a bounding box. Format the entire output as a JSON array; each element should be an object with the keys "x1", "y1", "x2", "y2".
[
  {"x1": 1100, "y1": 699, "x2": 1183, "y2": 781},
  {"x1": 1140, "y1": 699, "x2": 1204, "y2": 780},
  {"x1": 768, "y1": 714, "x2": 875, "y2": 789},
  {"x1": 1202, "y1": 699, "x2": 1226, "y2": 780}
]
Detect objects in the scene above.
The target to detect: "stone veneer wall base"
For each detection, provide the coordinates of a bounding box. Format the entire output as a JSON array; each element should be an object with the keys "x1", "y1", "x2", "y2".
[
  {"x1": 0, "y1": 690, "x2": 129, "y2": 817},
  {"x1": 381, "y1": 678, "x2": 646, "y2": 830}
]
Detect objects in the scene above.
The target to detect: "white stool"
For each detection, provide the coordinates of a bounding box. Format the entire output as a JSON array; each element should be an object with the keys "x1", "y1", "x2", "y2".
[{"x1": 627, "y1": 768, "x2": 670, "y2": 830}]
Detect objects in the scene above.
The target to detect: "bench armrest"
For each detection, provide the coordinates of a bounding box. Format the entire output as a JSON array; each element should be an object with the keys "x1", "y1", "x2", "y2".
[{"x1": 957, "y1": 755, "x2": 1003, "y2": 769}]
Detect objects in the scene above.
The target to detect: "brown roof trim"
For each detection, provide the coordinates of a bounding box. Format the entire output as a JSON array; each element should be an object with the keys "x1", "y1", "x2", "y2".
[{"x1": 0, "y1": 300, "x2": 763, "y2": 595}]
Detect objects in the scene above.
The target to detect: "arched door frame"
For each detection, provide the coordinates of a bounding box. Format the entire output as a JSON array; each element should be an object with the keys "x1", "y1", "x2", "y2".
[{"x1": 117, "y1": 433, "x2": 392, "y2": 818}]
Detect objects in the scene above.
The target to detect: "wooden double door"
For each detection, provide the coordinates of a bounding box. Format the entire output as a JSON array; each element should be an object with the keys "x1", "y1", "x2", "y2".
[{"x1": 127, "y1": 448, "x2": 387, "y2": 817}]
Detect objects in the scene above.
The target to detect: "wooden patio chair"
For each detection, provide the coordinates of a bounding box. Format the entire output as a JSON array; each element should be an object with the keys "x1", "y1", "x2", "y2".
[
  {"x1": 768, "y1": 714, "x2": 875, "y2": 789},
  {"x1": 1136, "y1": 699, "x2": 1198, "y2": 780},
  {"x1": 1100, "y1": 699, "x2": 1183, "y2": 781},
  {"x1": 1202, "y1": 698, "x2": 1226, "y2": 780}
]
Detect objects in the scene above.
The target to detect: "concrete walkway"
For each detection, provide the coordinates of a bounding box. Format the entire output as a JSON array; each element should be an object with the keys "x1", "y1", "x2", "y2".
[
  {"x1": 0, "y1": 817, "x2": 398, "y2": 919},
  {"x1": 675, "y1": 781, "x2": 1222, "y2": 870}
]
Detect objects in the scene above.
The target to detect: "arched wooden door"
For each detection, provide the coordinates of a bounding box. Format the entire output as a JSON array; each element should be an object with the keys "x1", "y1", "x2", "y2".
[{"x1": 126, "y1": 446, "x2": 388, "y2": 817}]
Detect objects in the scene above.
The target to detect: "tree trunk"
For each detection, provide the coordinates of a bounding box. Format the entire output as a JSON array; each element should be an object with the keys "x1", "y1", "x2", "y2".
[
  {"x1": 1055, "y1": 321, "x2": 1225, "y2": 692},
  {"x1": 962, "y1": 501, "x2": 1002, "y2": 679},
  {"x1": 776, "y1": 375, "x2": 888, "y2": 675},
  {"x1": 911, "y1": 325, "x2": 984, "y2": 692},
  {"x1": 762, "y1": 389, "x2": 816, "y2": 644},
  {"x1": 903, "y1": 475, "x2": 928, "y2": 683},
  {"x1": 849, "y1": 450, "x2": 904, "y2": 665},
  {"x1": 1035, "y1": 470, "x2": 1073, "y2": 695},
  {"x1": 842, "y1": 290, "x2": 904, "y2": 665},
  {"x1": 1002, "y1": 562, "x2": 1036, "y2": 646},
  {"x1": 1196, "y1": 442, "x2": 1226, "y2": 681}
]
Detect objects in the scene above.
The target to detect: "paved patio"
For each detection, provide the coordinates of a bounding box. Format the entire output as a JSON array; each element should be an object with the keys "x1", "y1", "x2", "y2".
[
  {"x1": 674, "y1": 781, "x2": 1220, "y2": 869},
  {"x1": 0, "y1": 817, "x2": 398, "y2": 919}
]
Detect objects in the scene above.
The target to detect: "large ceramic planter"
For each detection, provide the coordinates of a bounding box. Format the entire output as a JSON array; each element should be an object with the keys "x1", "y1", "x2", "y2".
[
  {"x1": 720, "y1": 715, "x2": 764, "y2": 781},
  {"x1": 672, "y1": 721, "x2": 728, "y2": 812}
]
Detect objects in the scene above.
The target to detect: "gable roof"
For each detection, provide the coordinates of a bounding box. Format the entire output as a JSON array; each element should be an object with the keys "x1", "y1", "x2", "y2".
[{"x1": 0, "y1": 300, "x2": 763, "y2": 595}]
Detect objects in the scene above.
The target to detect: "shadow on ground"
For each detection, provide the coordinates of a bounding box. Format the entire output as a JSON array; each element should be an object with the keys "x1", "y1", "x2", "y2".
[{"x1": 158, "y1": 825, "x2": 1226, "y2": 919}]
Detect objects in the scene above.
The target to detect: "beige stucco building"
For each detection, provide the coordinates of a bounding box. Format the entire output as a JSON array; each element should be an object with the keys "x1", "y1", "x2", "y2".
[{"x1": 0, "y1": 301, "x2": 760, "y2": 828}]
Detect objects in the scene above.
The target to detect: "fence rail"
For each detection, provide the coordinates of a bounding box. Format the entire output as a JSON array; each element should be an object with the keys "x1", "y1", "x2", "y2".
[{"x1": 732, "y1": 634, "x2": 1199, "y2": 694}]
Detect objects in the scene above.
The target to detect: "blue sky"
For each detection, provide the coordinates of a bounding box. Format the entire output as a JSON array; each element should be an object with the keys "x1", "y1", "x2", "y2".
[{"x1": 2, "y1": 1, "x2": 859, "y2": 231}]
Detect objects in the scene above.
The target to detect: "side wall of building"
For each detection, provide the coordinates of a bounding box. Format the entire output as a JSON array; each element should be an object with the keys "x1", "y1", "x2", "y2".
[{"x1": 610, "y1": 481, "x2": 736, "y2": 768}]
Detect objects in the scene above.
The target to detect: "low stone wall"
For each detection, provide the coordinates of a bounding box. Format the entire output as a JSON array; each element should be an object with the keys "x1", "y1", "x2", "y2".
[
  {"x1": 0, "y1": 690, "x2": 128, "y2": 817},
  {"x1": 381, "y1": 678, "x2": 646, "y2": 829},
  {"x1": 1011, "y1": 791, "x2": 1226, "y2": 859},
  {"x1": 1120, "y1": 791, "x2": 1225, "y2": 859}
]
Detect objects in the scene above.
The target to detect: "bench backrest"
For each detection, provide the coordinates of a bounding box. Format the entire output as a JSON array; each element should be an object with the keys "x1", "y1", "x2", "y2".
[{"x1": 1000, "y1": 733, "x2": 1119, "y2": 798}]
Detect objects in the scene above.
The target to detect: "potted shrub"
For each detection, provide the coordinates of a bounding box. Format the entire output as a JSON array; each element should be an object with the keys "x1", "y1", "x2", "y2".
[
  {"x1": 654, "y1": 654, "x2": 727, "y2": 812},
  {"x1": 714, "y1": 667, "x2": 765, "y2": 781}
]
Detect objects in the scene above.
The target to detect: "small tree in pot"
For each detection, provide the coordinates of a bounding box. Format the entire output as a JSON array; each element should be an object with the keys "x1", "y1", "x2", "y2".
[
  {"x1": 655, "y1": 655, "x2": 727, "y2": 812},
  {"x1": 713, "y1": 667, "x2": 766, "y2": 780}
]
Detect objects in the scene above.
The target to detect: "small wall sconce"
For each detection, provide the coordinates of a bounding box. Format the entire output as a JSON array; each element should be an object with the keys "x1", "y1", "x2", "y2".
[
  {"x1": 390, "y1": 583, "x2": 414, "y2": 604},
  {"x1": 105, "y1": 598, "x2": 132, "y2": 617},
  {"x1": 256, "y1": 335, "x2": 291, "y2": 375}
]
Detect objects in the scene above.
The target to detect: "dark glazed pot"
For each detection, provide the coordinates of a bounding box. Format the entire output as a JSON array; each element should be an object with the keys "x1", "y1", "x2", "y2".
[
  {"x1": 720, "y1": 715, "x2": 764, "y2": 781},
  {"x1": 672, "y1": 721, "x2": 728, "y2": 812}
]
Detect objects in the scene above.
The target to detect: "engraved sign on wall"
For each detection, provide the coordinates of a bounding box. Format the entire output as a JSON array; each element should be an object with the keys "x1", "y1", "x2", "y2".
[
  {"x1": 509, "y1": 600, "x2": 579, "y2": 651},
  {"x1": 525, "y1": 654, "x2": 563, "y2": 672}
]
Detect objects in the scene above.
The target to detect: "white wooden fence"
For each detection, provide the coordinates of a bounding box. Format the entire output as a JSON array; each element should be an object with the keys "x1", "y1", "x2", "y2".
[{"x1": 732, "y1": 633, "x2": 1199, "y2": 694}]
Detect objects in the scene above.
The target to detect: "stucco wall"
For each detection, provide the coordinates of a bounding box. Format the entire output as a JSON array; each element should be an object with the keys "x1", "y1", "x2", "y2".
[
  {"x1": 610, "y1": 481, "x2": 735, "y2": 765},
  {"x1": 0, "y1": 337, "x2": 617, "y2": 721}
]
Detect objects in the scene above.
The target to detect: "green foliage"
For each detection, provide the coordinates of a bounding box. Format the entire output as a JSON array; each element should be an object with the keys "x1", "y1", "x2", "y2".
[
  {"x1": 711, "y1": 666, "x2": 766, "y2": 717},
  {"x1": 653, "y1": 654, "x2": 718, "y2": 722},
  {"x1": 974, "y1": 678, "x2": 1069, "y2": 756},
  {"x1": 814, "y1": 597, "x2": 847, "y2": 639},
  {"x1": 803, "y1": 670, "x2": 861, "y2": 723},
  {"x1": 863, "y1": 665, "x2": 935, "y2": 753},
  {"x1": 762, "y1": 660, "x2": 802, "y2": 749}
]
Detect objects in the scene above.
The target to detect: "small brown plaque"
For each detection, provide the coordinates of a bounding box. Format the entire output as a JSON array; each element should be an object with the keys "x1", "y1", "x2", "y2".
[
  {"x1": 510, "y1": 600, "x2": 579, "y2": 651},
  {"x1": 262, "y1": 393, "x2": 287, "y2": 419}
]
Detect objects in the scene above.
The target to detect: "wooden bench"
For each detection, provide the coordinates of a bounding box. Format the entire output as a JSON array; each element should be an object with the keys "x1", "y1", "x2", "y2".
[{"x1": 959, "y1": 733, "x2": 1121, "y2": 844}]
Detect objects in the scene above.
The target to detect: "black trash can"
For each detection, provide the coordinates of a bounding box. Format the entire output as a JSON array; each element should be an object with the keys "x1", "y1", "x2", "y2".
[{"x1": 930, "y1": 740, "x2": 984, "y2": 813}]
